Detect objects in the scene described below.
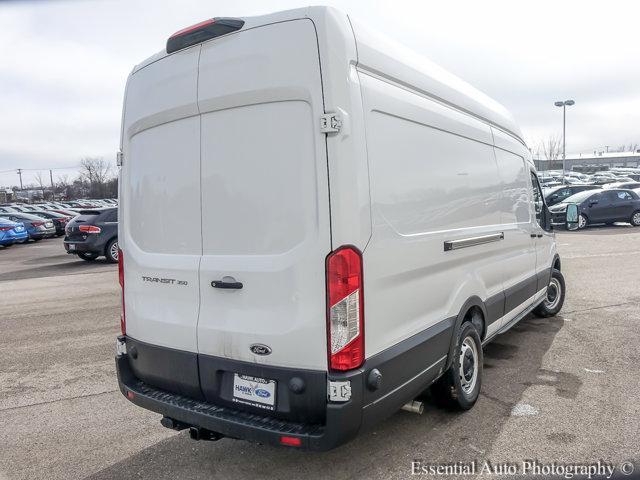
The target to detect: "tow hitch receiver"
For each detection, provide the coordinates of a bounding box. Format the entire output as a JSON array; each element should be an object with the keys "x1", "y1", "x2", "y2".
[
  {"x1": 160, "y1": 416, "x2": 189, "y2": 431},
  {"x1": 189, "y1": 427, "x2": 225, "y2": 442}
]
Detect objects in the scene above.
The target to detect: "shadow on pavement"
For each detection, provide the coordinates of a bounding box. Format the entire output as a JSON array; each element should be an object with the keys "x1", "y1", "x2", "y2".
[
  {"x1": 87, "y1": 314, "x2": 568, "y2": 480},
  {"x1": 563, "y1": 223, "x2": 639, "y2": 235},
  {"x1": 2, "y1": 257, "x2": 114, "y2": 282}
]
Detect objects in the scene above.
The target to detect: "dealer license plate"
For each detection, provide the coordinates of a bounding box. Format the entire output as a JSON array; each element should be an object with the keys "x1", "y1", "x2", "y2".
[{"x1": 232, "y1": 374, "x2": 276, "y2": 411}]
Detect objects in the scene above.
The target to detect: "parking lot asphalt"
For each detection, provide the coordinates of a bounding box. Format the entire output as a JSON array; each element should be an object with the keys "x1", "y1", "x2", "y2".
[{"x1": 1, "y1": 231, "x2": 639, "y2": 480}]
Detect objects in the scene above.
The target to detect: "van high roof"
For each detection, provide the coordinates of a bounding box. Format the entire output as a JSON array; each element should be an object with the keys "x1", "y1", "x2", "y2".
[{"x1": 132, "y1": 6, "x2": 523, "y2": 144}]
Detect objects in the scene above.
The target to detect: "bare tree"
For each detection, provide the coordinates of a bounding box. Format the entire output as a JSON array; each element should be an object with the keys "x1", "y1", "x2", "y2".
[
  {"x1": 79, "y1": 157, "x2": 112, "y2": 198},
  {"x1": 540, "y1": 135, "x2": 562, "y2": 161},
  {"x1": 56, "y1": 175, "x2": 71, "y2": 200},
  {"x1": 33, "y1": 171, "x2": 47, "y2": 200},
  {"x1": 537, "y1": 135, "x2": 563, "y2": 170},
  {"x1": 616, "y1": 143, "x2": 639, "y2": 153}
]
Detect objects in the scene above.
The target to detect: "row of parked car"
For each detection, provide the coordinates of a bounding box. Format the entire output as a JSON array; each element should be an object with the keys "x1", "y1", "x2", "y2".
[
  {"x1": 538, "y1": 167, "x2": 640, "y2": 188},
  {"x1": 544, "y1": 183, "x2": 640, "y2": 229},
  {"x1": 0, "y1": 199, "x2": 119, "y2": 262}
]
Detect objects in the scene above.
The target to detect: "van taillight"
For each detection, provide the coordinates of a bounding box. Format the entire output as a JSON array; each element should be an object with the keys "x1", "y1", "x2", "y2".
[
  {"x1": 118, "y1": 249, "x2": 125, "y2": 335},
  {"x1": 166, "y1": 17, "x2": 244, "y2": 54},
  {"x1": 326, "y1": 246, "x2": 364, "y2": 371}
]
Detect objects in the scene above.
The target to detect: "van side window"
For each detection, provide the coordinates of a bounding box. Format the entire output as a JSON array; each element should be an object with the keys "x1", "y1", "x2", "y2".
[{"x1": 530, "y1": 171, "x2": 544, "y2": 226}]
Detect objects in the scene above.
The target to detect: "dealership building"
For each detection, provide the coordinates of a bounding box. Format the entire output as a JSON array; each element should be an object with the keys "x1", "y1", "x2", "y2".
[{"x1": 534, "y1": 151, "x2": 640, "y2": 171}]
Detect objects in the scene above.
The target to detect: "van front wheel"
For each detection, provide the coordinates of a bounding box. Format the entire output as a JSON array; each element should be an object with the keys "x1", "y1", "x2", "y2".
[
  {"x1": 431, "y1": 322, "x2": 482, "y2": 410},
  {"x1": 533, "y1": 268, "x2": 565, "y2": 318}
]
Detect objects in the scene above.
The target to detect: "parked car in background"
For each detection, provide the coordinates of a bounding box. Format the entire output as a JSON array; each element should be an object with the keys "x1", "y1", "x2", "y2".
[
  {"x1": 550, "y1": 189, "x2": 640, "y2": 229},
  {"x1": 30, "y1": 210, "x2": 72, "y2": 236},
  {"x1": 15, "y1": 205, "x2": 41, "y2": 213},
  {"x1": 63, "y1": 208, "x2": 118, "y2": 262},
  {"x1": 603, "y1": 181, "x2": 640, "y2": 190},
  {"x1": 544, "y1": 184, "x2": 601, "y2": 206},
  {"x1": 0, "y1": 217, "x2": 29, "y2": 247},
  {"x1": 50, "y1": 208, "x2": 80, "y2": 217},
  {"x1": 2, "y1": 212, "x2": 56, "y2": 240},
  {"x1": 0, "y1": 206, "x2": 20, "y2": 214},
  {"x1": 539, "y1": 178, "x2": 562, "y2": 188},
  {"x1": 590, "y1": 175, "x2": 619, "y2": 185}
]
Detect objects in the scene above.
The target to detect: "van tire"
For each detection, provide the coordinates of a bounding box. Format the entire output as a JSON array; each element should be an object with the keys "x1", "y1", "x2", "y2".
[
  {"x1": 105, "y1": 238, "x2": 119, "y2": 263},
  {"x1": 533, "y1": 268, "x2": 565, "y2": 318},
  {"x1": 431, "y1": 322, "x2": 482, "y2": 410}
]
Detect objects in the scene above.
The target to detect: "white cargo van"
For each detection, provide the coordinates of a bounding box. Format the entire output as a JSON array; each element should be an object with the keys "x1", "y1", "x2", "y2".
[{"x1": 116, "y1": 7, "x2": 565, "y2": 450}]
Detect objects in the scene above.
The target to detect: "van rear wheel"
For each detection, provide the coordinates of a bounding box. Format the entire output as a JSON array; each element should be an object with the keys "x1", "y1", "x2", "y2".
[{"x1": 431, "y1": 322, "x2": 482, "y2": 410}]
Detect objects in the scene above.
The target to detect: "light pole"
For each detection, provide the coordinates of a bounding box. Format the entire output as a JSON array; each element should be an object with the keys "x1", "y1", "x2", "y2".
[{"x1": 554, "y1": 99, "x2": 575, "y2": 183}]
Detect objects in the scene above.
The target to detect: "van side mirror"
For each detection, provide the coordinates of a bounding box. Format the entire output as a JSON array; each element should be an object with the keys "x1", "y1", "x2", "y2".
[{"x1": 566, "y1": 204, "x2": 579, "y2": 231}]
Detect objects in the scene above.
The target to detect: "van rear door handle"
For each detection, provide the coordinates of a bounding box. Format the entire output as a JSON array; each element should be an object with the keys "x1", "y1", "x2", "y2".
[{"x1": 211, "y1": 280, "x2": 243, "y2": 289}]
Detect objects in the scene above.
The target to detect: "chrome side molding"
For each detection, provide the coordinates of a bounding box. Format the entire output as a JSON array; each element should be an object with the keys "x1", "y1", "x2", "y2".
[{"x1": 444, "y1": 232, "x2": 504, "y2": 251}]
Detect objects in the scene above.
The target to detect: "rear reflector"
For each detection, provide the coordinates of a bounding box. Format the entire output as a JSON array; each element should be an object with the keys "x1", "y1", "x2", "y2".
[
  {"x1": 166, "y1": 17, "x2": 244, "y2": 54},
  {"x1": 118, "y1": 249, "x2": 126, "y2": 335},
  {"x1": 279, "y1": 436, "x2": 301, "y2": 447},
  {"x1": 326, "y1": 246, "x2": 365, "y2": 371}
]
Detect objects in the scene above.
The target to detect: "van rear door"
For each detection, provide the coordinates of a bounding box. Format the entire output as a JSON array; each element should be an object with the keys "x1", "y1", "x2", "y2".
[
  {"x1": 120, "y1": 45, "x2": 203, "y2": 370},
  {"x1": 196, "y1": 19, "x2": 331, "y2": 372}
]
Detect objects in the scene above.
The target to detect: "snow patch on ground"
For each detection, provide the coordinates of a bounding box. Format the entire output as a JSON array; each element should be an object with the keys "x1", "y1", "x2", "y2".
[
  {"x1": 511, "y1": 403, "x2": 539, "y2": 416},
  {"x1": 584, "y1": 368, "x2": 605, "y2": 373}
]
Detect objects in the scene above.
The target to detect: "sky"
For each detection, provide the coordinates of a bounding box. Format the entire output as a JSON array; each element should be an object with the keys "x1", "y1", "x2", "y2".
[{"x1": 1, "y1": 0, "x2": 639, "y2": 188}]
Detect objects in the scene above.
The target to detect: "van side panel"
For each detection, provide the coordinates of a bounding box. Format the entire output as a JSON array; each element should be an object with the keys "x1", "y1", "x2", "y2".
[
  {"x1": 491, "y1": 128, "x2": 538, "y2": 330},
  {"x1": 121, "y1": 48, "x2": 202, "y2": 353},
  {"x1": 358, "y1": 71, "x2": 505, "y2": 360},
  {"x1": 309, "y1": 8, "x2": 372, "y2": 250},
  {"x1": 493, "y1": 127, "x2": 558, "y2": 307},
  {"x1": 349, "y1": 17, "x2": 522, "y2": 142},
  {"x1": 196, "y1": 20, "x2": 331, "y2": 370}
]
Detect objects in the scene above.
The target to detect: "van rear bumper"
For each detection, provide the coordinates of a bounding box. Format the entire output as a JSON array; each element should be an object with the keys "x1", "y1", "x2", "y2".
[
  {"x1": 116, "y1": 351, "x2": 364, "y2": 451},
  {"x1": 116, "y1": 317, "x2": 452, "y2": 450}
]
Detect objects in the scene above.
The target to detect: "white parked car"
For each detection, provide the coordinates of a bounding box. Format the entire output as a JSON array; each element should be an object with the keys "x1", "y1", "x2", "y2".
[{"x1": 115, "y1": 7, "x2": 565, "y2": 450}]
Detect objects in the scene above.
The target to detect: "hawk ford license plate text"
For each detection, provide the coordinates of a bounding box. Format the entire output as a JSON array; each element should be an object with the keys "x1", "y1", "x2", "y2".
[{"x1": 232, "y1": 374, "x2": 276, "y2": 410}]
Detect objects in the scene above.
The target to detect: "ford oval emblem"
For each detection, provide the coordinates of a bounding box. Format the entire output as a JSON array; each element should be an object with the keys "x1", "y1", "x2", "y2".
[
  {"x1": 249, "y1": 344, "x2": 272, "y2": 356},
  {"x1": 255, "y1": 388, "x2": 271, "y2": 398}
]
